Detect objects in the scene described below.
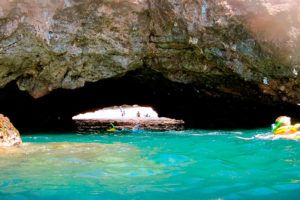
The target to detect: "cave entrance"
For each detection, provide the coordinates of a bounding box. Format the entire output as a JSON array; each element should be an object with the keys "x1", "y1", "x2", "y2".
[
  {"x1": 0, "y1": 68, "x2": 299, "y2": 133},
  {"x1": 72, "y1": 105, "x2": 184, "y2": 132}
]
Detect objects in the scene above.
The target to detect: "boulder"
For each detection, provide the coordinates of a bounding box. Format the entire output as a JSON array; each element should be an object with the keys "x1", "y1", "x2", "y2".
[{"x1": 0, "y1": 114, "x2": 22, "y2": 147}]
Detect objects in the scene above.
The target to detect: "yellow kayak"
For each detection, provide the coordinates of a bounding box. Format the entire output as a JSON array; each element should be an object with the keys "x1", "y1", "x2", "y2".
[
  {"x1": 106, "y1": 127, "x2": 117, "y2": 133},
  {"x1": 273, "y1": 125, "x2": 298, "y2": 135}
]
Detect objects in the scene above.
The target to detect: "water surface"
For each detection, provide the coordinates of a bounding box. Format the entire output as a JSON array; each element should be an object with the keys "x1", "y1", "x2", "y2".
[{"x1": 0, "y1": 129, "x2": 299, "y2": 199}]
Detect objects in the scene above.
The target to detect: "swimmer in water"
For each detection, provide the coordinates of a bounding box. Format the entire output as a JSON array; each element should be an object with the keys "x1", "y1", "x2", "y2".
[
  {"x1": 257, "y1": 116, "x2": 300, "y2": 140},
  {"x1": 238, "y1": 116, "x2": 300, "y2": 141},
  {"x1": 272, "y1": 116, "x2": 300, "y2": 135}
]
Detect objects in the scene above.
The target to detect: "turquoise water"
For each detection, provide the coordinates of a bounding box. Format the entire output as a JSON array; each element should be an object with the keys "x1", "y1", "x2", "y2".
[{"x1": 0, "y1": 129, "x2": 300, "y2": 199}]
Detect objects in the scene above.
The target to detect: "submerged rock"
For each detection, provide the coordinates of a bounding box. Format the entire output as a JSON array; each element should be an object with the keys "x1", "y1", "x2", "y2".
[{"x1": 0, "y1": 114, "x2": 22, "y2": 147}]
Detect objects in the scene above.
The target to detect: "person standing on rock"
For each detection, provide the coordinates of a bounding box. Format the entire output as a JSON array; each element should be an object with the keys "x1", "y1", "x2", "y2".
[{"x1": 120, "y1": 107, "x2": 125, "y2": 117}]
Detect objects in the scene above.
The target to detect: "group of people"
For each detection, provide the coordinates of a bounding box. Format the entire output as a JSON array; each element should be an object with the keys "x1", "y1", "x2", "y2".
[{"x1": 119, "y1": 108, "x2": 151, "y2": 118}]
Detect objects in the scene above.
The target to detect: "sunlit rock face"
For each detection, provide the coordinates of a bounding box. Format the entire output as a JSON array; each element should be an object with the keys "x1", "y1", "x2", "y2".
[
  {"x1": 0, "y1": 0, "x2": 299, "y2": 104},
  {"x1": 0, "y1": 114, "x2": 22, "y2": 147}
]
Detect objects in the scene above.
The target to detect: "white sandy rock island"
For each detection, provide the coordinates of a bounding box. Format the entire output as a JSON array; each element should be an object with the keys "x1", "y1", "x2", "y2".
[{"x1": 73, "y1": 106, "x2": 185, "y2": 131}]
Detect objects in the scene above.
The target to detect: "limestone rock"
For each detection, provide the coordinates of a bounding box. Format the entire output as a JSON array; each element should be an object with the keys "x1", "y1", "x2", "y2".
[
  {"x1": 0, "y1": 0, "x2": 299, "y2": 105},
  {"x1": 74, "y1": 118, "x2": 185, "y2": 132},
  {"x1": 0, "y1": 114, "x2": 22, "y2": 147}
]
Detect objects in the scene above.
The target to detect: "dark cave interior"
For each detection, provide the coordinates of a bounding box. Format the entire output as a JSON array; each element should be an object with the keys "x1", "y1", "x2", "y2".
[{"x1": 0, "y1": 69, "x2": 299, "y2": 132}]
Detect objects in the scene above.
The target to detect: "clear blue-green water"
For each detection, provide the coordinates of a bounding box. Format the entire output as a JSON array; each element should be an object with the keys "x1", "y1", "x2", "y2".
[{"x1": 1, "y1": 129, "x2": 300, "y2": 200}]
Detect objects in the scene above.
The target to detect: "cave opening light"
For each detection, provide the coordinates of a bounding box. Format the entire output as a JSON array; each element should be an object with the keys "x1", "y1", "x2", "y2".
[{"x1": 72, "y1": 105, "x2": 159, "y2": 120}]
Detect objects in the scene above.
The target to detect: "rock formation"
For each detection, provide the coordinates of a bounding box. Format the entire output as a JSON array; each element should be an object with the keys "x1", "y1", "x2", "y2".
[
  {"x1": 74, "y1": 118, "x2": 185, "y2": 132},
  {"x1": 0, "y1": 0, "x2": 299, "y2": 103},
  {"x1": 0, "y1": 114, "x2": 22, "y2": 147},
  {"x1": 0, "y1": 0, "x2": 299, "y2": 129}
]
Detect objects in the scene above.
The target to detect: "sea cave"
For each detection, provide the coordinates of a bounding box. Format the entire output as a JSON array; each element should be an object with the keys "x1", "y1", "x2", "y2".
[
  {"x1": 0, "y1": 0, "x2": 300, "y2": 199},
  {"x1": 1, "y1": 68, "x2": 299, "y2": 132}
]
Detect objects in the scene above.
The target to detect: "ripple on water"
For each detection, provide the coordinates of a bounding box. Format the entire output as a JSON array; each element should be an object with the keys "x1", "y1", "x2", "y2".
[{"x1": 0, "y1": 130, "x2": 299, "y2": 199}]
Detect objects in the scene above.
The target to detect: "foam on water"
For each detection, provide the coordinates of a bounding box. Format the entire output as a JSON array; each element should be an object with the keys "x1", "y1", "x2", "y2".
[{"x1": 0, "y1": 129, "x2": 299, "y2": 199}]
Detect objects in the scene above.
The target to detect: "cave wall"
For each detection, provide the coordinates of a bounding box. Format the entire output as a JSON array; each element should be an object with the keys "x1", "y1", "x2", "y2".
[{"x1": 1, "y1": 68, "x2": 299, "y2": 132}]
